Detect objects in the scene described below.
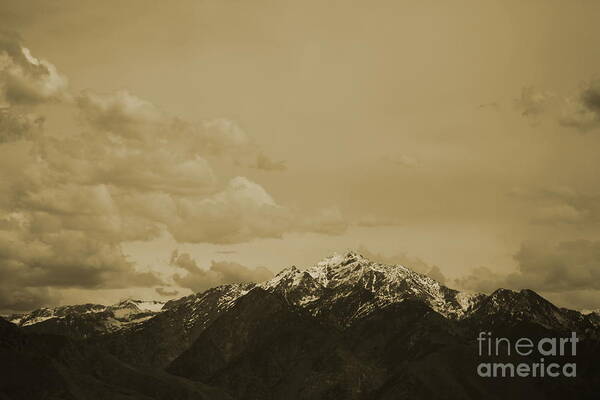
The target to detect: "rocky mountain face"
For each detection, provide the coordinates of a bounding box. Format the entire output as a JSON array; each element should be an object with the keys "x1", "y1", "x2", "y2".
[{"x1": 2, "y1": 251, "x2": 600, "y2": 399}]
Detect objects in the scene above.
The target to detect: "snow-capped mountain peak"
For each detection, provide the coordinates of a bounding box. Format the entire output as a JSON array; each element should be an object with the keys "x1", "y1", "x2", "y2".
[
  {"x1": 315, "y1": 251, "x2": 368, "y2": 267},
  {"x1": 261, "y1": 250, "x2": 481, "y2": 323},
  {"x1": 113, "y1": 299, "x2": 166, "y2": 313},
  {"x1": 7, "y1": 299, "x2": 167, "y2": 336},
  {"x1": 307, "y1": 251, "x2": 412, "y2": 289}
]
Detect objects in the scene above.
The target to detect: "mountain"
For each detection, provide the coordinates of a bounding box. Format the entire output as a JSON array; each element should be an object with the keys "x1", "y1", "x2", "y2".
[
  {"x1": 7, "y1": 299, "x2": 166, "y2": 339},
  {"x1": 0, "y1": 316, "x2": 232, "y2": 400},
  {"x1": 260, "y1": 251, "x2": 485, "y2": 326},
  {"x1": 89, "y1": 283, "x2": 255, "y2": 368},
  {"x1": 464, "y1": 288, "x2": 599, "y2": 335},
  {"x1": 587, "y1": 310, "x2": 600, "y2": 328},
  {"x1": 168, "y1": 288, "x2": 382, "y2": 400},
  {"x1": 2, "y1": 251, "x2": 600, "y2": 399}
]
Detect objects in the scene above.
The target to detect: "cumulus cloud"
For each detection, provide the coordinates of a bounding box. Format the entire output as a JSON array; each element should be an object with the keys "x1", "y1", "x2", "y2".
[
  {"x1": 0, "y1": 108, "x2": 44, "y2": 143},
  {"x1": 76, "y1": 90, "x2": 287, "y2": 175},
  {"x1": 0, "y1": 34, "x2": 346, "y2": 311},
  {"x1": 76, "y1": 91, "x2": 249, "y2": 156},
  {"x1": 0, "y1": 31, "x2": 68, "y2": 106},
  {"x1": 170, "y1": 250, "x2": 273, "y2": 293},
  {"x1": 0, "y1": 37, "x2": 166, "y2": 312},
  {"x1": 0, "y1": 216, "x2": 161, "y2": 288},
  {"x1": 0, "y1": 212, "x2": 162, "y2": 312},
  {"x1": 165, "y1": 178, "x2": 347, "y2": 244},
  {"x1": 357, "y1": 246, "x2": 446, "y2": 284},
  {"x1": 168, "y1": 177, "x2": 289, "y2": 244},
  {"x1": 76, "y1": 90, "x2": 164, "y2": 138}
]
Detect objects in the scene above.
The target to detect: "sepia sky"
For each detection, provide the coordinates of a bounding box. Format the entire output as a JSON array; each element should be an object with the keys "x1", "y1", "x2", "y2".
[{"x1": 1, "y1": 0, "x2": 600, "y2": 313}]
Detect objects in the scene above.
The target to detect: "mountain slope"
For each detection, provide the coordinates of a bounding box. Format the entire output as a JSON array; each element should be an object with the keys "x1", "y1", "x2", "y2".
[
  {"x1": 168, "y1": 287, "x2": 600, "y2": 400},
  {"x1": 464, "y1": 288, "x2": 599, "y2": 336},
  {"x1": 0, "y1": 317, "x2": 232, "y2": 400},
  {"x1": 168, "y1": 288, "x2": 383, "y2": 400},
  {"x1": 91, "y1": 283, "x2": 254, "y2": 368}
]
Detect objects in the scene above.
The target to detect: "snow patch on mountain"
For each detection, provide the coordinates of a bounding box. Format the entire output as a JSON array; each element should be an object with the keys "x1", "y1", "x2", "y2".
[
  {"x1": 8, "y1": 299, "x2": 166, "y2": 332},
  {"x1": 162, "y1": 283, "x2": 255, "y2": 332},
  {"x1": 261, "y1": 251, "x2": 483, "y2": 321}
]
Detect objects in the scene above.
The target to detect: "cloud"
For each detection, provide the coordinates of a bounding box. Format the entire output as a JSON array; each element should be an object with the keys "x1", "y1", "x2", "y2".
[
  {"x1": 559, "y1": 79, "x2": 600, "y2": 132},
  {"x1": 75, "y1": 91, "x2": 286, "y2": 182},
  {"x1": 167, "y1": 176, "x2": 291, "y2": 244},
  {"x1": 514, "y1": 86, "x2": 554, "y2": 118},
  {"x1": 200, "y1": 118, "x2": 253, "y2": 157},
  {"x1": 166, "y1": 178, "x2": 347, "y2": 243},
  {"x1": 0, "y1": 218, "x2": 161, "y2": 289},
  {"x1": 0, "y1": 31, "x2": 68, "y2": 106},
  {"x1": 515, "y1": 80, "x2": 600, "y2": 132},
  {"x1": 427, "y1": 265, "x2": 447, "y2": 284},
  {"x1": 0, "y1": 285, "x2": 59, "y2": 313},
  {"x1": 511, "y1": 185, "x2": 599, "y2": 227},
  {"x1": 170, "y1": 250, "x2": 273, "y2": 293},
  {"x1": 0, "y1": 108, "x2": 44, "y2": 143},
  {"x1": 455, "y1": 240, "x2": 600, "y2": 309},
  {"x1": 155, "y1": 287, "x2": 179, "y2": 297},
  {"x1": 507, "y1": 240, "x2": 600, "y2": 292},
  {"x1": 0, "y1": 213, "x2": 162, "y2": 312},
  {"x1": 253, "y1": 153, "x2": 286, "y2": 171},
  {"x1": 76, "y1": 89, "x2": 164, "y2": 139},
  {"x1": 76, "y1": 91, "x2": 269, "y2": 164},
  {"x1": 454, "y1": 266, "x2": 505, "y2": 293},
  {"x1": 0, "y1": 34, "x2": 348, "y2": 311},
  {"x1": 357, "y1": 246, "x2": 446, "y2": 284}
]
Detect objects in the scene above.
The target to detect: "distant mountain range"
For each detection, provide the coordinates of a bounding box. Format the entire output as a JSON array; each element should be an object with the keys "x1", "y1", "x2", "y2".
[
  {"x1": 2, "y1": 251, "x2": 600, "y2": 399},
  {"x1": 7, "y1": 299, "x2": 166, "y2": 338}
]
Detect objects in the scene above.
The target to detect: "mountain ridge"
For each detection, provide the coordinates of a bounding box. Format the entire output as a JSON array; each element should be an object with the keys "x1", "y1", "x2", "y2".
[
  {"x1": 2, "y1": 250, "x2": 600, "y2": 399},
  {"x1": 6, "y1": 251, "x2": 598, "y2": 336}
]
